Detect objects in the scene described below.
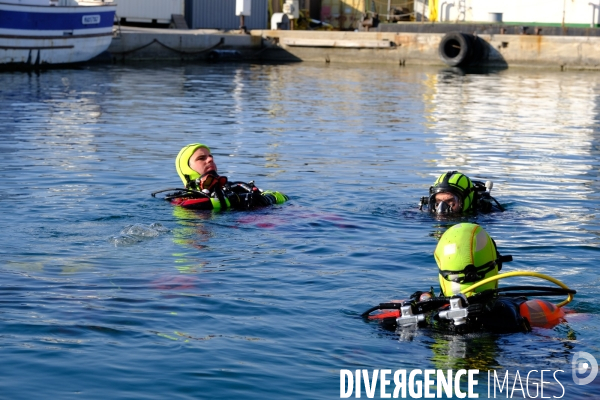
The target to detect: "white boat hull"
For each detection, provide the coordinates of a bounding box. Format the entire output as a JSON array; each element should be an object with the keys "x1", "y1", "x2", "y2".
[{"x1": 0, "y1": 1, "x2": 116, "y2": 66}]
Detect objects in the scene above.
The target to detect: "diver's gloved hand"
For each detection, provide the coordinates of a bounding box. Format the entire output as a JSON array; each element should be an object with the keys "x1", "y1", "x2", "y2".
[
  {"x1": 198, "y1": 170, "x2": 228, "y2": 191},
  {"x1": 254, "y1": 190, "x2": 275, "y2": 207}
]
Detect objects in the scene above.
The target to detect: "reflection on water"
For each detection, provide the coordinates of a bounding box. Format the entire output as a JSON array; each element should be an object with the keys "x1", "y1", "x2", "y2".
[
  {"x1": 0, "y1": 63, "x2": 600, "y2": 398},
  {"x1": 428, "y1": 70, "x2": 599, "y2": 198}
]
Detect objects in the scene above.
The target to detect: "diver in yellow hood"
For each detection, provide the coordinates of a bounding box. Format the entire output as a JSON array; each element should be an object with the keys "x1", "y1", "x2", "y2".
[
  {"x1": 176, "y1": 143, "x2": 218, "y2": 185},
  {"x1": 153, "y1": 143, "x2": 288, "y2": 211},
  {"x1": 363, "y1": 223, "x2": 574, "y2": 333}
]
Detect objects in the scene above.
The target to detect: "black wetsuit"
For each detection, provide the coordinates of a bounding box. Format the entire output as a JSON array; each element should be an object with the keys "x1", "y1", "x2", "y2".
[
  {"x1": 163, "y1": 181, "x2": 288, "y2": 211},
  {"x1": 377, "y1": 297, "x2": 531, "y2": 334},
  {"x1": 433, "y1": 297, "x2": 530, "y2": 334},
  {"x1": 211, "y1": 182, "x2": 288, "y2": 210}
]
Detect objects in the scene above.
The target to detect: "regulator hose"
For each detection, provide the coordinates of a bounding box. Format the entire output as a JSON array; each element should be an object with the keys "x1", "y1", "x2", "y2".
[
  {"x1": 460, "y1": 271, "x2": 576, "y2": 307},
  {"x1": 363, "y1": 272, "x2": 576, "y2": 318}
]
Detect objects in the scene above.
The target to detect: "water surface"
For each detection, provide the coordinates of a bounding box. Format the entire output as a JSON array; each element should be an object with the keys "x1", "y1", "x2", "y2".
[{"x1": 1, "y1": 62, "x2": 599, "y2": 399}]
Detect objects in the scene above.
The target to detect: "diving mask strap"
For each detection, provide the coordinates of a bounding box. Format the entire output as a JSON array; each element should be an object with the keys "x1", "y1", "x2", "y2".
[
  {"x1": 491, "y1": 238, "x2": 513, "y2": 271},
  {"x1": 439, "y1": 260, "x2": 498, "y2": 284}
]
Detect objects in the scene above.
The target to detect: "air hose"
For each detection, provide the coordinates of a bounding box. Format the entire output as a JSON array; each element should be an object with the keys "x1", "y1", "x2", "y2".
[{"x1": 460, "y1": 271, "x2": 575, "y2": 307}]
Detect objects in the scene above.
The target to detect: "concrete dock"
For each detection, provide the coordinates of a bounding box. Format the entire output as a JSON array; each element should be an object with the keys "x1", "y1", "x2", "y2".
[
  {"x1": 108, "y1": 26, "x2": 262, "y2": 61},
  {"x1": 107, "y1": 25, "x2": 600, "y2": 70}
]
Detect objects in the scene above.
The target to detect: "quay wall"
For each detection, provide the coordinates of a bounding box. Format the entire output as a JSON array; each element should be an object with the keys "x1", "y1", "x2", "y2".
[
  {"x1": 108, "y1": 27, "x2": 262, "y2": 62},
  {"x1": 106, "y1": 28, "x2": 600, "y2": 70},
  {"x1": 254, "y1": 30, "x2": 600, "y2": 70}
]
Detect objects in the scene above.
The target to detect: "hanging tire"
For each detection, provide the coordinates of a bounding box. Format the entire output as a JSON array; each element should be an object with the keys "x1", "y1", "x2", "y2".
[{"x1": 438, "y1": 32, "x2": 472, "y2": 67}]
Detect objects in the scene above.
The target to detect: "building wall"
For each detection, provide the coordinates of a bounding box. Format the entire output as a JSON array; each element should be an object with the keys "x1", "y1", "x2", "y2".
[
  {"x1": 320, "y1": 0, "x2": 366, "y2": 30},
  {"x1": 185, "y1": 0, "x2": 269, "y2": 30},
  {"x1": 413, "y1": 0, "x2": 432, "y2": 22},
  {"x1": 435, "y1": 0, "x2": 598, "y2": 27},
  {"x1": 115, "y1": 0, "x2": 184, "y2": 24}
]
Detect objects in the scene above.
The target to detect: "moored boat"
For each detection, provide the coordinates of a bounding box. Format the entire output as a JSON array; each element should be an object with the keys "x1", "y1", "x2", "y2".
[{"x1": 0, "y1": 0, "x2": 116, "y2": 66}]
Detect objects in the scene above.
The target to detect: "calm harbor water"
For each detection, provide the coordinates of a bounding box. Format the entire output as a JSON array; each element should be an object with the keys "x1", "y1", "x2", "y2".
[{"x1": 1, "y1": 62, "x2": 600, "y2": 399}]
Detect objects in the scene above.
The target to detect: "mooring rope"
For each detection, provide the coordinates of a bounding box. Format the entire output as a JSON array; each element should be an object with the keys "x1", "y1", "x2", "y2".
[{"x1": 111, "y1": 37, "x2": 225, "y2": 57}]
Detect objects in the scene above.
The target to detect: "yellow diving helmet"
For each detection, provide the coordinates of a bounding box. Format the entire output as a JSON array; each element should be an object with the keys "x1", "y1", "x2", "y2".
[
  {"x1": 434, "y1": 223, "x2": 500, "y2": 296},
  {"x1": 429, "y1": 171, "x2": 475, "y2": 214}
]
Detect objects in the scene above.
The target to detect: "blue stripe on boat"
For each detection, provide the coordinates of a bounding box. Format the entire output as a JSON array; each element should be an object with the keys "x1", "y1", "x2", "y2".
[{"x1": 0, "y1": 10, "x2": 114, "y2": 31}]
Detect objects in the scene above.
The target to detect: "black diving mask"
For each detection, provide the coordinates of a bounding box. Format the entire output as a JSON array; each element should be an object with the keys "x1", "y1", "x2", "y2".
[
  {"x1": 439, "y1": 254, "x2": 512, "y2": 284},
  {"x1": 430, "y1": 193, "x2": 462, "y2": 214},
  {"x1": 439, "y1": 260, "x2": 498, "y2": 284},
  {"x1": 436, "y1": 201, "x2": 452, "y2": 214}
]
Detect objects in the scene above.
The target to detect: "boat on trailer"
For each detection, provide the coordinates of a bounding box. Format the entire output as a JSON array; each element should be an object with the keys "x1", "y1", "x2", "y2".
[{"x1": 0, "y1": 0, "x2": 116, "y2": 67}]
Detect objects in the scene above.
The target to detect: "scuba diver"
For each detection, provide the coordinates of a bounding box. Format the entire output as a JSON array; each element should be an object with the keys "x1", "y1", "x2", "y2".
[
  {"x1": 419, "y1": 171, "x2": 504, "y2": 215},
  {"x1": 363, "y1": 223, "x2": 575, "y2": 333},
  {"x1": 152, "y1": 143, "x2": 289, "y2": 211}
]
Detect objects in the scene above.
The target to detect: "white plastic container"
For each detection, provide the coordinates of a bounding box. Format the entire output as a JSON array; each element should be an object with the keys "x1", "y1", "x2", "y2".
[
  {"x1": 488, "y1": 12, "x2": 503, "y2": 23},
  {"x1": 236, "y1": 0, "x2": 251, "y2": 16}
]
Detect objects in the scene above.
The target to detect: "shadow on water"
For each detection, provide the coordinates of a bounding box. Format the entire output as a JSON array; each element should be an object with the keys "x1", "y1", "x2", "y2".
[{"x1": 438, "y1": 65, "x2": 509, "y2": 77}]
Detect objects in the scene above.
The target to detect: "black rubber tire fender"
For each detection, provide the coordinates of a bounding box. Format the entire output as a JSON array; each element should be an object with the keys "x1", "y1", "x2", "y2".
[
  {"x1": 438, "y1": 32, "x2": 472, "y2": 67},
  {"x1": 470, "y1": 35, "x2": 486, "y2": 63}
]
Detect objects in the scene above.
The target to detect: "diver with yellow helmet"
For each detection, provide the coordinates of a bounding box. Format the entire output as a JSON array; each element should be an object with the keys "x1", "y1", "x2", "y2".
[
  {"x1": 152, "y1": 143, "x2": 289, "y2": 211},
  {"x1": 363, "y1": 223, "x2": 575, "y2": 333},
  {"x1": 419, "y1": 171, "x2": 504, "y2": 215}
]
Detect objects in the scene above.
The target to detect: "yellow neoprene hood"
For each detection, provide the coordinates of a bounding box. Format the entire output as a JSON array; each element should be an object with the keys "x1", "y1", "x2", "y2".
[
  {"x1": 176, "y1": 143, "x2": 210, "y2": 187},
  {"x1": 434, "y1": 223, "x2": 498, "y2": 296}
]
